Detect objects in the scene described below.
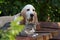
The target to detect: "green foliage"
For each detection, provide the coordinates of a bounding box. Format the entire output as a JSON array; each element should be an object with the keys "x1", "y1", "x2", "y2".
[
  {"x1": 0, "y1": 0, "x2": 5, "y2": 3},
  {"x1": 0, "y1": 11, "x2": 2, "y2": 14},
  {"x1": 0, "y1": 0, "x2": 60, "y2": 21},
  {"x1": 0, "y1": 16, "x2": 24, "y2": 40}
]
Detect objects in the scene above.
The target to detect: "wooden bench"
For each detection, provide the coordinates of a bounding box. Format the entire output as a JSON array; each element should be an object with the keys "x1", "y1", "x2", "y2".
[
  {"x1": 16, "y1": 33, "x2": 52, "y2": 40},
  {"x1": 38, "y1": 22, "x2": 60, "y2": 40}
]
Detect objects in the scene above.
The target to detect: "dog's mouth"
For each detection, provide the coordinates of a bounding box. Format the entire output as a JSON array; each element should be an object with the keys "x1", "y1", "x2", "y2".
[{"x1": 27, "y1": 17, "x2": 33, "y2": 22}]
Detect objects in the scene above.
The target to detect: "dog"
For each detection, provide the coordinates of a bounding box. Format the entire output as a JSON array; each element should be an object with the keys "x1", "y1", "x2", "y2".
[
  {"x1": 20, "y1": 4, "x2": 40, "y2": 31},
  {"x1": 14, "y1": 4, "x2": 40, "y2": 30},
  {"x1": 14, "y1": 4, "x2": 40, "y2": 37}
]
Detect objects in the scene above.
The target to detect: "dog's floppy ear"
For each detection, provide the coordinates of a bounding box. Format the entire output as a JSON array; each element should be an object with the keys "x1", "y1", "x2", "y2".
[
  {"x1": 34, "y1": 12, "x2": 40, "y2": 31},
  {"x1": 20, "y1": 9, "x2": 26, "y2": 24},
  {"x1": 21, "y1": 9, "x2": 26, "y2": 18},
  {"x1": 34, "y1": 12, "x2": 38, "y2": 24}
]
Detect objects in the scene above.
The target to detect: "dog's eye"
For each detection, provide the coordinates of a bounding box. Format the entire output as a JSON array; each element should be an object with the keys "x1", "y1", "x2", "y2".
[
  {"x1": 27, "y1": 9, "x2": 30, "y2": 11},
  {"x1": 33, "y1": 9, "x2": 35, "y2": 11}
]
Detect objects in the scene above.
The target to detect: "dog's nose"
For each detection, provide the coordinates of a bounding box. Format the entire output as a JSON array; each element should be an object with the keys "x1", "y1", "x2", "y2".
[{"x1": 30, "y1": 14, "x2": 34, "y2": 17}]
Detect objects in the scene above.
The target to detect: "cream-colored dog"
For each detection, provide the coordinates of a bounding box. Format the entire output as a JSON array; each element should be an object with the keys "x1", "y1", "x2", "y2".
[{"x1": 14, "y1": 4, "x2": 39, "y2": 37}]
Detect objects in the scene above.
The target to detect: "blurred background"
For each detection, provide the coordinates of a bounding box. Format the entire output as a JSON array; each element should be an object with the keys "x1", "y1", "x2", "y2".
[{"x1": 0, "y1": 0, "x2": 60, "y2": 22}]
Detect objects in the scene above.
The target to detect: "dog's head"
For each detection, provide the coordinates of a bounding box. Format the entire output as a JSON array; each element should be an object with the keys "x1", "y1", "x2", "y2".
[{"x1": 21, "y1": 4, "x2": 38, "y2": 24}]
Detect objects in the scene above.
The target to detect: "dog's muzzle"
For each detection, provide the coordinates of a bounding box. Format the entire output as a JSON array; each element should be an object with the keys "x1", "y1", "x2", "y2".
[{"x1": 29, "y1": 14, "x2": 34, "y2": 21}]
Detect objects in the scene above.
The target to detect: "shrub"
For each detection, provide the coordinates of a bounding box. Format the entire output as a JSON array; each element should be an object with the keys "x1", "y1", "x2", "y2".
[{"x1": 0, "y1": 16, "x2": 24, "y2": 40}]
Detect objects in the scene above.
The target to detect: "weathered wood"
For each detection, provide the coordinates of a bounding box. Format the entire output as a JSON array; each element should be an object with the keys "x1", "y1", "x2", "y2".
[
  {"x1": 50, "y1": 30, "x2": 60, "y2": 40},
  {"x1": 16, "y1": 36, "x2": 34, "y2": 40},
  {"x1": 37, "y1": 33, "x2": 52, "y2": 40},
  {"x1": 39, "y1": 22, "x2": 60, "y2": 29},
  {"x1": 16, "y1": 33, "x2": 52, "y2": 40},
  {"x1": 36, "y1": 28, "x2": 58, "y2": 37},
  {"x1": 37, "y1": 35, "x2": 43, "y2": 40}
]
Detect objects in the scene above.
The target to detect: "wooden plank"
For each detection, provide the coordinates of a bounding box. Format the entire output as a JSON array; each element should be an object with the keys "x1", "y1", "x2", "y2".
[
  {"x1": 39, "y1": 22, "x2": 60, "y2": 29},
  {"x1": 16, "y1": 33, "x2": 52, "y2": 40},
  {"x1": 49, "y1": 30, "x2": 60, "y2": 40},
  {"x1": 37, "y1": 35, "x2": 43, "y2": 40},
  {"x1": 36, "y1": 28, "x2": 58, "y2": 37},
  {"x1": 16, "y1": 36, "x2": 34, "y2": 40},
  {"x1": 37, "y1": 33, "x2": 52, "y2": 40}
]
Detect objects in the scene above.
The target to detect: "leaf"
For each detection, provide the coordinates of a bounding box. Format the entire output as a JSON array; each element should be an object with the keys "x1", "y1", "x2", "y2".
[{"x1": 0, "y1": 11, "x2": 2, "y2": 14}]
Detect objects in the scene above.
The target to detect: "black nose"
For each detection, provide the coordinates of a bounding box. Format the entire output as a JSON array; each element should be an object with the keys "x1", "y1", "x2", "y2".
[{"x1": 30, "y1": 14, "x2": 34, "y2": 17}]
